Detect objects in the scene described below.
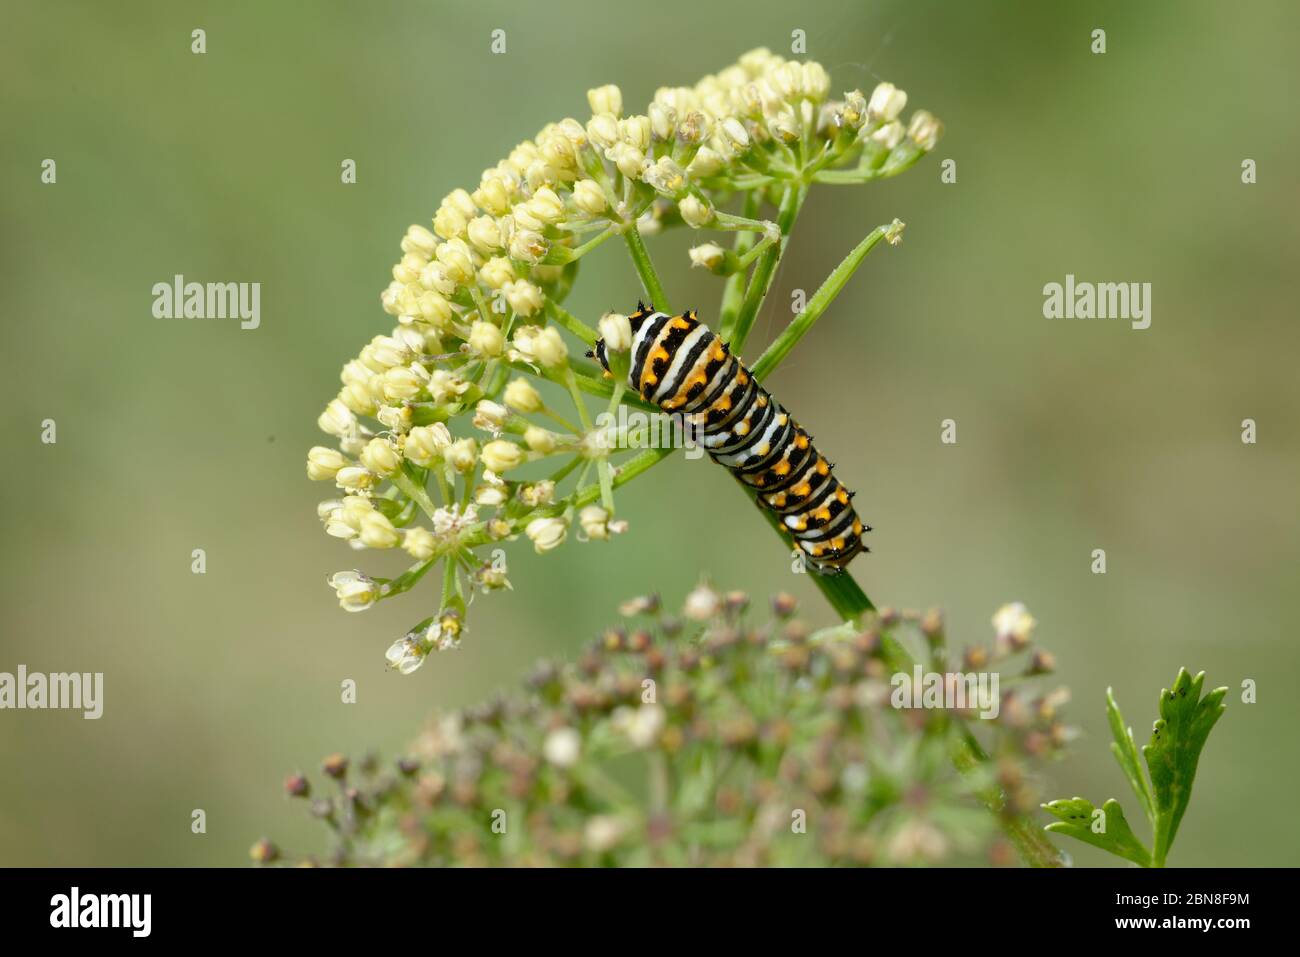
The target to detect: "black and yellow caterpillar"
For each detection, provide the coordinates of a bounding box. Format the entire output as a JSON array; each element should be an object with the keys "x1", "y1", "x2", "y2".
[{"x1": 592, "y1": 302, "x2": 867, "y2": 572}]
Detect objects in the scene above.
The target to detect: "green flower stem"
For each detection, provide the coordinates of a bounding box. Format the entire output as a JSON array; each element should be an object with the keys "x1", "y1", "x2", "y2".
[
  {"x1": 541, "y1": 407, "x2": 581, "y2": 435},
  {"x1": 392, "y1": 465, "x2": 440, "y2": 520},
  {"x1": 562, "y1": 367, "x2": 595, "y2": 432},
  {"x1": 565, "y1": 367, "x2": 659, "y2": 414},
  {"x1": 544, "y1": 225, "x2": 618, "y2": 265},
  {"x1": 712, "y1": 211, "x2": 776, "y2": 234},
  {"x1": 812, "y1": 156, "x2": 923, "y2": 185},
  {"x1": 952, "y1": 727, "x2": 1067, "y2": 868},
  {"x1": 469, "y1": 287, "x2": 495, "y2": 327},
  {"x1": 440, "y1": 555, "x2": 460, "y2": 612},
  {"x1": 380, "y1": 557, "x2": 437, "y2": 598},
  {"x1": 751, "y1": 221, "x2": 897, "y2": 380},
  {"x1": 623, "y1": 225, "x2": 671, "y2": 312},
  {"x1": 729, "y1": 182, "x2": 807, "y2": 357},
  {"x1": 718, "y1": 191, "x2": 762, "y2": 339},
  {"x1": 545, "y1": 299, "x2": 599, "y2": 345}
]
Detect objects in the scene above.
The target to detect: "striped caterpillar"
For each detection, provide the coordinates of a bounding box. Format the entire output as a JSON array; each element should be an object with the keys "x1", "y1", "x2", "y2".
[{"x1": 592, "y1": 302, "x2": 868, "y2": 572}]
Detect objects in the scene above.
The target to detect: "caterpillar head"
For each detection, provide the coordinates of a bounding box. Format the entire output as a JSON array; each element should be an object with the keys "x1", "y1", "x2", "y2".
[{"x1": 587, "y1": 338, "x2": 612, "y2": 378}]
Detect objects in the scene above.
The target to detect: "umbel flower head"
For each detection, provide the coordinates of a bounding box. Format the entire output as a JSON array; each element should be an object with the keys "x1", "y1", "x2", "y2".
[
  {"x1": 263, "y1": 587, "x2": 1067, "y2": 867},
  {"x1": 306, "y1": 49, "x2": 943, "y2": 670}
]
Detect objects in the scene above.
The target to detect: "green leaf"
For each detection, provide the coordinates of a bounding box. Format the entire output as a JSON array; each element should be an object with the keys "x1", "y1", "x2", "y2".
[
  {"x1": 1041, "y1": 797, "x2": 1152, "y2": 867},
  {"x1": 1106, "y1": 687, "x2": 1155, "y2": 826},
  {"x1": 1142, "y1": 669, "x2": 1228, "y2": 866}
]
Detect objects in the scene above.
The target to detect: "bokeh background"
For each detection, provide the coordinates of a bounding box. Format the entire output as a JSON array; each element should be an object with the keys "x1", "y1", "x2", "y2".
[{"x1": 2, "y1": 0, "x2": 1297, "y2": 867}]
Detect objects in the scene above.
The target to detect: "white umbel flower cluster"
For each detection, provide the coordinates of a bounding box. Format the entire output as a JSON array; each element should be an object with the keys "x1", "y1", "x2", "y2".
[{"x1": 305, "y1": 49, "x2": 942, "y2": 674}]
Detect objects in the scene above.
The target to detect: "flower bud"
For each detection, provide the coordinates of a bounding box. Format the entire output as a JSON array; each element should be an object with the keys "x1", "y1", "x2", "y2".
[
  {"x1": 571, "y1": 179, "x2": 607, "y2": 215},
  {"x1": 446, "y1": 437, "x2": 478, "y2": 473},
  {"x1": 404, "y1": 423, "x2": 452, "y2": 466},
  {"x1": 504, "y1": 377, "x2": 544, "y2": 413},
  {"x1": 526, "y1": 187, "x2": 565, "y2": 224},
  {"x1": 469, "y1": 320, "x2": 504, "y2": 357},
  {"x1": 688, "y1": 243, "x2": 726, "y2": 272},
  {"x1": 359, "y1": 437, "x2": 401, "y2": 477},
  {"x1": 610, "y1": 142, "x2": 646, "y2": 180},
  {"x1": 524, "y1": 426, "x2": 557, "y2": 454},
  {"x1": 525, "y1": 516, "x2": 568, "y2": 553},
  {"x1": 869, "y1": 120, "x2": 905, "y2": 150},
  {"x1": 317, "y1": 399, "x2": 357, "y2": 438},
  {"x1": 477, "y1": 256, "x2": 516, "y2": 290},
  {"x1": 867, "y1": 82, "x2": 907, "y2": 123},
  {"x1": 906, "y1": 110, "x2": 943, "y2": 150},
  {"x1": 403, "y1": 526, "x2": 436, "y2": 561},
  {"x1": 473, "y1": 399, "x2": 509, "y2": 433},
  {"x1": 586, "y1": 113, "x2": 620, "y2": 150},
  {"x1": 307, "y1": 446, "x2": 349, "y2": 481},
  {"x1": 466, "y1": 215, "x2": 504, "y2": 253},
  {"x1": 598, "y1": 312, "x2": 633, "y2": 353},
  {"x1": 376, "y1": 404, "x2": 412, "y2": 433},
  {"x1": 512, "y1": 325, "x2": 568, "y2": 368},
  {"x1": 419, "y1": 261, "x2": 457, "y2": 296},
  {"x1": 587, "y1": 84, "x2": 623, "y2": 117},
  {"x1": 579, "y1": 505, "x2": 612, "y2": 540},
  {"x1": 503, "y1": 280, "x2": 544, "y2": 317},
  {"x1": 436, "y1": 239, "x2": 476, "y2": 284},
  {"x1": 678, "y1": 194, "x2": 714, "y2": 227},
  {"x1": 359, "y1": 511, "x2": 400, "y2": 549},
  {"x1": 335, "y1": 465, "x2": 377, "y2": 491},
  {"x1": 481, "y1": 439, "x2": 525, "y2": 472}
]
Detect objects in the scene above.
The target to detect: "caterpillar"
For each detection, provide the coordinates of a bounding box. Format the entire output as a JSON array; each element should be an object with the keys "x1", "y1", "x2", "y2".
[{"x1": 591, "y1": 302, "x2": 868, "y2": 573}]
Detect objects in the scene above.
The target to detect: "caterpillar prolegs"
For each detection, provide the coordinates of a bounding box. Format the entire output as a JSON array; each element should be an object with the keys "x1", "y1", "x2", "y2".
[{"x1": 592, "y1": 303, "x2": 868, "y2": 573}]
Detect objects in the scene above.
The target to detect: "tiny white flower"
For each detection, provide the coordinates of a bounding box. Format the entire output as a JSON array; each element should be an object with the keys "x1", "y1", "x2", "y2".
[
  {"x1": 689, "y1": 243, "x2": 726, "y2": 271},
  {"x1": 613, "y1": 704, "x2": 666, "y2": 748},
  {"x1": 579, "y1": 504, "x2": 617, "y2": 540},
  {"x1": 678, "y1": 194, "x2": 714, "y2": 227},
  {"x1": 473, "y1": 399, "x2": 510, "y2": 434},
  {"x1": 385, "y1": 636, "x2": 427, "y2": 675},
  {"x1": 518, "y1": 481, "x2": 556, "y2": 508},
  {"x1": 867, "y1": 82, "x2": 908, "y2": 123},
  {"x1": 906, "y1": 110, "x2": 943, "y2": 150},
  {"x1": 445, "y1": 437, "x2": 478, "y2": 473},
  {"x1": 543, "y1": 727, "x2": 581, "y2": 768},
  {"x1": 525, "y1": 516, "x2": 568, "y2": 553},
  {"x1": 683, "y1": 583, "x2": 721, "y2": 621},
  {"x1": 992, "y1": 602, "x2": 1036, "y2": 648},
  {"x1": 328, "y1": 570, "x2": 380, "y2": 612}
]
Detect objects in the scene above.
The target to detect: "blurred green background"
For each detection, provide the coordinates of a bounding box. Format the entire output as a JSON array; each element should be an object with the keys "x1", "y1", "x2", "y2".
[{"x1": 2, "y1": 0, "x2": 1297, "y2": 867}]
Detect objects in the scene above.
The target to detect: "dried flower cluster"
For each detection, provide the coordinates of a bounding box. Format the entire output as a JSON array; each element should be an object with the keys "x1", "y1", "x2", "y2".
[
  {"x1": 260, "y1": 588, "x2": 1067, "y2": 867},
  {"x1": 305, "y1": 48, "x2": 942, "y2": 674}
]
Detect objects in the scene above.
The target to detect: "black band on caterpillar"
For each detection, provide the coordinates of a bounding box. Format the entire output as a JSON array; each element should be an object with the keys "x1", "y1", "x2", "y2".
[{"x1": 598, "y1": 305, "x2": 868, "y2": 572}]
